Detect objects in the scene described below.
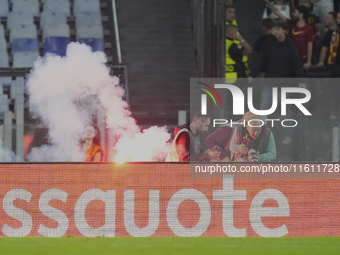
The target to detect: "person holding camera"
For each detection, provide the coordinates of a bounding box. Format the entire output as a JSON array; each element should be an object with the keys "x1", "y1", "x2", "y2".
[
  {"x1": 205, "y1": 111, "x2": 255, "y2": 162},
  {"x1": 229, "y1": 115, "x2": 277, "y2": 162}
]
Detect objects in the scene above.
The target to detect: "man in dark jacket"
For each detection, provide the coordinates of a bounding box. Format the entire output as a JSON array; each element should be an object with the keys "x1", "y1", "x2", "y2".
[
  {"x1": 250, "y1": 21, "x2": 305, "y2": 79},
  {"x1": 249, "y1": 21, "x2": 306, "y2": 145},
  {"x1": 166, "y1": 112, "x2": 220, "y2": 161}
]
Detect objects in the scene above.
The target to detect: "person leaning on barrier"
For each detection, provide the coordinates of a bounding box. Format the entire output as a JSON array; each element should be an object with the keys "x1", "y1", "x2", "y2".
[
  {"x1": 166, "y1": 112, "x2": 221, "y2": 162},
  {"x1": 229, "y1": 115, "x2": 277, "y2": 162}
]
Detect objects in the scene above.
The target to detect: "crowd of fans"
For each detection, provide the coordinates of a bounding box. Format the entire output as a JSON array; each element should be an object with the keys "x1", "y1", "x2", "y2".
[{"x1": 225, "y1": 0, "x2": 340, "y2": 125}]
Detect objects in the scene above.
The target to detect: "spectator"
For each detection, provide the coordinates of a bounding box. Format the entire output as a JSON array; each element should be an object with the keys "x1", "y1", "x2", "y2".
[
  {"x1": 225, "y1": 24, "x2": 252, "y2": 84},
  {"x1": 254, "y1": 18, "x2": 275, "y2": 57},
  {"x1": 166, "y1": 112, "x2": 220, "y2": 161},
  {"x1": 317, "y1": 11, "x2": 339, "y2": 66},
  {"x1": 80, "y1": 125, "x2": 104, "y2": 162},
  {"x1": 249, "y1": 21, "x2": 305, "y2": 144},
  {"x1": 229, "y1": 115, "x2": 277, "y2": 162},
  {"x1": 300, "y1": 0, "x2": 322, "y2": 39},
  {"x1": 317, "y1": 12, "x2": 340, "y2": 119},
  {"x1": 225, "y1": 0, "x2": 234, "y2": 4},
  {"x1": 312, "y1": 0, "x2": 334, "y2": 33},
  {"x1": 266, "y1": 1, "x2": 315, "y2": 67},
  {"x1": 263, "y1": 0, "x2": 291, "y2": 20},
  {"x1": 250, "y1": 21, "x2": 305, "y2": 79}
]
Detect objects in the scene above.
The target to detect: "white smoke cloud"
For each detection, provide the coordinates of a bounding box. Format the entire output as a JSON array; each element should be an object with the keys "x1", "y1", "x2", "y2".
[
  {"x1": 26, "y1": 42, "x2": 170, "y2": 162},
  {"x1": 0, "y1": 132, "x2": 19, "y2": 162},
  {"x1": 0, "y1": 141, "x2": 16, "y2": 162}
]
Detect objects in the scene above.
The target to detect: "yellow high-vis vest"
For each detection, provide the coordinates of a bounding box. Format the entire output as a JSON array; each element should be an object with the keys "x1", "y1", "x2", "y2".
[{"x1": 225, "y1": 19, "x2": 250, "y2": 83}]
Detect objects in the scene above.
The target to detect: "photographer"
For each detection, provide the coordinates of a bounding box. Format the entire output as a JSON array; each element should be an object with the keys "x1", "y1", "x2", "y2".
[{"x1": 229, "y1": 115, "x2": 277, "y2": 162}]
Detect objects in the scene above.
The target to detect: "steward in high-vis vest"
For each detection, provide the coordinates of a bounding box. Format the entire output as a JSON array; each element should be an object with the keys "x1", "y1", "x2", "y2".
[
  {"x1": 225, "y1": 5, "x2": 251, "y2": 83},
  {"x1": 225, "y1": 24, "x2": 252, "y2": 84},
  {"x1": 166, "y1": 112, "x2": 220, "y2": 162}
]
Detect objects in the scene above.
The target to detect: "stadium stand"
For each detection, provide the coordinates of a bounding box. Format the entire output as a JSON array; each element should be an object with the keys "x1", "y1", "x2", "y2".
[
  {"x1": 1, "y1": 0, "x2": 109, "y2": 65},
  {"x1": 12, "y1": 0, "x2": 40, "y2": 17},
  {"x1": 0, "y1": 0, "x2": 9, "y2": 18},
  {"x1": 0, "y1": 0, "x2": 115, "y2": 161}
]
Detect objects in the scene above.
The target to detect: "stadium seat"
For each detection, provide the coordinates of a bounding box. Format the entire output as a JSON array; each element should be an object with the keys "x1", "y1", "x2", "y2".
[
  {"x1": 0, "y1": 24, "x2": 5, "y2": 40},
  {"x1": 0, "y1": 94, "x2": 9, "y2": 114},
  {"x1": 0, "y1": 51, "x2": 9, "y2": 67},
  {"x1": 0, "y1": 38, "x2": 7, "y2": 52},
  {"x1": 12, "y1": 0, "x2": 40, "y2": 17},
  {"x1": 10, "y1": 77, "x2": 23, "y2": 100},
  {"x1": 0, "y1": 0, "x2": 9, "y2": 18},
  {"x1": 77, "y1": 25, "x2": 103, "y2": 40},
  {"x1": 44, "y1": 36, "x2": 71, "y2": 56},
  {"x1": 1, "y1": 76, "x2": 12, "y2": 85},
  {"x1": 9, "y1": 77, "x2": 23, "y2": 99},
  {"x1": 43, "y1": 0, "x2": 71, "y2": 17},
  {"x1": 78, "y1": 38, "x2": 104, "y2": 52},
  {"x1": 12, "y1": 38, "x2": 39, "y2": 53},
  {"x1": 43, "y1": 24, "x2": 69, "y2": 41},
  {"x1": 73, "y1": 0, "x2": 100, "y2": 14},
  {"x1": 40, "y1": 12, "x2": 67, "y2": 32},
  {"x1": 7, "y1": 12, "x2": 34, "y2": 31},
  {"x1": 13, "y1": 51, "x2": 39, "y2": 67},
  {"x1": 10, "y1": 80, "x2": 15, "y2": 99},
  {"x1": 10, "y1": 24, "x2": 37, "y2": 43},
  {"x1": 75, "y1": 12, "x2": 102, "y2": 30}
]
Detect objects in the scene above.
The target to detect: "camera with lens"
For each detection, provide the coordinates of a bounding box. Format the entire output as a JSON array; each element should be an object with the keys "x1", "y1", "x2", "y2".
[{"x1": 247, "y1": 147, "x2": 259, "y2": 162}]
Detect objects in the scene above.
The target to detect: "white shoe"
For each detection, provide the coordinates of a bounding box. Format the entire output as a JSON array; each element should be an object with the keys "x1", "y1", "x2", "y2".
[
  {"x1": 330, "y1": 115, "x2": 337, "y2": 120},
  {"x1": 282, "y1": 137, "x2": 292, "y2": 145}
]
